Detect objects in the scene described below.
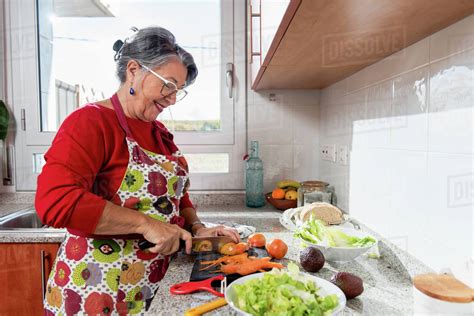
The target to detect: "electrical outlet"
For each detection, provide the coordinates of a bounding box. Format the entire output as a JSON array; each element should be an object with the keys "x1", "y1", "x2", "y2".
[
  {"x1": 321, "y1": 144, "x2": 336, "y2": 162},
  {"x1": 337, "y1": 145, "x2": 348, "y2": 165}
]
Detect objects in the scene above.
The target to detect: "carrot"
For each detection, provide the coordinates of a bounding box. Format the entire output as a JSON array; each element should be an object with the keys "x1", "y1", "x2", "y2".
[
  {"x1": 236, "y1": 261, "x2": 283, "y2": 275},
  {"x1": 216, "y1": 257, "x2": 284, "y2": 276},
  {"x1": 199, "y1": 253, "x2": 250, "y2": 271}
]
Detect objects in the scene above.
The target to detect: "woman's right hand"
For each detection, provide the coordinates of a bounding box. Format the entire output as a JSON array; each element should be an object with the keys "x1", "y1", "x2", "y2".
[{"x1": 140, "y1": 217, "x2": 192, "y2": 255}]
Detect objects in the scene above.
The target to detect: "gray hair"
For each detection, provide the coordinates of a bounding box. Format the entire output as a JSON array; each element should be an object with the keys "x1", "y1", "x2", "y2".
[{"x1": 113, "y1": 27, "x2": 198, "y2": 86}]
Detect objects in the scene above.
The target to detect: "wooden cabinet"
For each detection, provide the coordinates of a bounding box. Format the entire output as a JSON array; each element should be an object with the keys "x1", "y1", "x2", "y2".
[
  {"x1": 249, "y1": 0, "x2": 291, "y2": 84},
  {"x1": 250, "y1": 0, "x2": 474, "y2": 90},
  {"x1": 0, "y1": 243, "x2": 60, "y2": 315}
]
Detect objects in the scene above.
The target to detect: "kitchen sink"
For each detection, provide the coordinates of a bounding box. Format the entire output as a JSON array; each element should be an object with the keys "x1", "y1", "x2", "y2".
[
  {"x1": 0, "y1": 208, "x2": 43, "y2": 228},
  {"x1": 0, "y1": 207, "x2": 63, "y2": 232}
]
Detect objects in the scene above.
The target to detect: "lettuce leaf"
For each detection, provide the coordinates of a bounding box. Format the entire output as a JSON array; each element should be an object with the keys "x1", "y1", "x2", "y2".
[
  {"x1": 294, "y1": 218, "x2": 376, "y2": 248},
  {"x1": 232, "y1": 262, "x2": 338, "y2": 315}
]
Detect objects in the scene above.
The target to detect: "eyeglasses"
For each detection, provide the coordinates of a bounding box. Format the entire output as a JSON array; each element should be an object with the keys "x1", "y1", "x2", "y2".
[{"x1": 140, "y1": 64, "x2": 188, "y2": 102}]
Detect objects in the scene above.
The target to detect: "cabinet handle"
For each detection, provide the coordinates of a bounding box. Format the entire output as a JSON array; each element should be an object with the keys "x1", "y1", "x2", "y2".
[
  {"x1": 2, "y1": 144, "x2": 14, "y2": 186},
  {"x1": 225, "y1": 63, "x2": 233, "y2": 99},
  {"x1": 40, "y1": 250, "x2": 50, "y2": 303}
]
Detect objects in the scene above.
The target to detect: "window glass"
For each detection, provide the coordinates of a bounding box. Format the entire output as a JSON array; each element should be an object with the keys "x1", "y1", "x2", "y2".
[{"x1": 37, "y1": 0, "x2": 222, "y2": 132}]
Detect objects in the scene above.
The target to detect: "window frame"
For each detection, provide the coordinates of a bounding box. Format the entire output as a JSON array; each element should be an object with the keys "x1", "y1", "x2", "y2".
[{"x1": 5, "y1": 0, "x2": 247, "y2": 191}]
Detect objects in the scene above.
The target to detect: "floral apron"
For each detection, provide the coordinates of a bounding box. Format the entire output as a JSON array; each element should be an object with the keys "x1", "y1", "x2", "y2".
[{"x1": 44, "y1": 94, "x2": 190, "y2": 315}]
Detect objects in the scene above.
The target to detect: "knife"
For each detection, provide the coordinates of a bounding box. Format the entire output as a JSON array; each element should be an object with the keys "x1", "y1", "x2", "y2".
[{"x1": 138, "y1": 236, "x2": 235, "y2": 253}]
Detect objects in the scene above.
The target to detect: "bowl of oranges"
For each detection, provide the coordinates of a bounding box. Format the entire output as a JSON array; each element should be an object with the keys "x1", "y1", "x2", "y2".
[{"x1": 266, "y1": 179, "x2": 300, "y2": 210}]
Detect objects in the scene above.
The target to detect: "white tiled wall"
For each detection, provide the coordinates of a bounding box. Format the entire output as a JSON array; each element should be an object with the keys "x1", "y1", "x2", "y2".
[
  {"x1": 247, "y1": 89, "x2": 320, "y2": 193},
  {"x1": 319, "y1": 15, "x2": 474, "y2": 271}
]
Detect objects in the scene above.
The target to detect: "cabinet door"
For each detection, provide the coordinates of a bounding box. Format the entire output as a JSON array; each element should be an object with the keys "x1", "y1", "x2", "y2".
[
  {"x1": 249, "y1": 0, "x2": 290, "y2": 86},
  {"x1": 249, "y1": 0, "x2": 263, "y2": 84},
  {"x1": 0, "y1": 243, "x2": 60, "y2": 315},
  {"x1": 261, "y1": 0, "x2": 290, "y2": 61}
]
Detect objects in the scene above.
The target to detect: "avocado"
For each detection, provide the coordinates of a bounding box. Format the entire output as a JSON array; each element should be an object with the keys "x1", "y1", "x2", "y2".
[
  {"x1": 331, "y1": 272, "x2": 364, "y2": 299},
  {"x1": 299, "y1": 246, "x2": 325, "y2": 272}
]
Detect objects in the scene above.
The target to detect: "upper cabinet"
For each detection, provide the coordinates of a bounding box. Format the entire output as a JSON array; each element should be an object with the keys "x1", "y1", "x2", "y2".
[{"x1": 249, "y1": 0, "x2": 474, "y2": 90}]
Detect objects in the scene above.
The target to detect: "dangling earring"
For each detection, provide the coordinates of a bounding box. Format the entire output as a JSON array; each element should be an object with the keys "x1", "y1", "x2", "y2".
[{"x1": 129, "y1": 87, "x2": 135, "y2": 95}]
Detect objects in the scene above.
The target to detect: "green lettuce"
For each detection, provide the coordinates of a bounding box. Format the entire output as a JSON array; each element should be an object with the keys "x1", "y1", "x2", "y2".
[
  {"x1": 294, "y1": 218, "x2": 376, "y2": 248},
  {"x1": 232, "y1": 262, "x2": 338, "y2": 315}
]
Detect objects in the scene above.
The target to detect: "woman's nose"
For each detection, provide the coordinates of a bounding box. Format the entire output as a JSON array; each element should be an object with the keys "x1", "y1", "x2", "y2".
[{"x1": 165, "y1": 93, "x2": 177, "y2": 105}]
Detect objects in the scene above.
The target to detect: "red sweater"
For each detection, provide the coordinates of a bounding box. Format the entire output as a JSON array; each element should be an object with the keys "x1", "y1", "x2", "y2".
[{"x1": 35, "y1": 103, "x2": 194, "y2": 234}]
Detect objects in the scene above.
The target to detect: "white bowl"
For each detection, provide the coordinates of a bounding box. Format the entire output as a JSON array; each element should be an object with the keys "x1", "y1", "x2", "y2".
[
  {"x1": 225, "y1": 272, "x2": 346, "y2": 315},
  {"x1": 279, "y1": 206, "x2": 350, "y2": 231},
  {"x1": 296, "y1": 226, "x2": 378, "y2": 262}
]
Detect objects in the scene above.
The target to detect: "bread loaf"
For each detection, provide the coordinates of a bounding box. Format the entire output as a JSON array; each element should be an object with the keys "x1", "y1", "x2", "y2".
[{"x1": 299, "y1": 202, "x2": 344, "y2": 225}]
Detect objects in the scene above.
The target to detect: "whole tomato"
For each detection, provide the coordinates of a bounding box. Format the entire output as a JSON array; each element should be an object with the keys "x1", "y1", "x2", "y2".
[
  {"x1": 247, "y1": 233, "x2": 266, "y2": 248},
  {"x1": 266, "y1": 239, "x2": 288, "y2": 259}
]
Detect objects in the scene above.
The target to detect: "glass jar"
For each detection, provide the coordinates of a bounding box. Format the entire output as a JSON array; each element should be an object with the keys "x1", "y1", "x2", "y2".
[{"x1": 297, "y1": 181, "x2": 331, "y2": 207}]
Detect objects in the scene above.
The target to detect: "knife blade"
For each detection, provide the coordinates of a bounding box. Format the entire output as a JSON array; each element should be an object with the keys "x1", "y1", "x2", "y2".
[{"x1": 138, "y1": 236, "x2": 235, "y2": 253}]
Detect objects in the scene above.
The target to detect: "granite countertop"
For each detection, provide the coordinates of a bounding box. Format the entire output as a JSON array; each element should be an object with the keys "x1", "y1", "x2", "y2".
[
  {"x1": 0, "y1": 194, "x2": 65, "y2": 243},
  {"x1": 148, "y1": 206, "x2": 426, "y2": 315},
  {"x1": 0, "y1": 196, "x2": 431, "y2": 315}
]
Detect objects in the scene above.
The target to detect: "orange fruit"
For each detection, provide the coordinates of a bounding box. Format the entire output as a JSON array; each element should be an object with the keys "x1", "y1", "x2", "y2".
[
  {"x1": 248, "y1": 233, "x2": 266, "y2": 248},
  {"x1": 271, "y1": 188, "x2": 285, "y2": 199},
  {"x1": 266, "y1": 239, "x2": 288, "y2": 259}
]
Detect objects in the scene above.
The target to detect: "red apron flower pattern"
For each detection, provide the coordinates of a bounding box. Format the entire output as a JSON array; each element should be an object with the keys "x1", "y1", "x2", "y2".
[
  {"x1": 132, "y1": 145, "x2": 155, "y2": 165},
  {"x1": 177, "y1": 156, "x2": 189, "y2": 172},
  {"x1": 65, "y1": 236, "x2": 87, "y2": 261},
  {"x1": 84, "y1": 292, "x2": 114, "y2": 316},
  {"x1": 148, "y1": 259, "x2": 166, "y2": 283},
  {"x1": 64, "y1": 289, "x2": 82, "y2": 315},
  {"x1": 54, "y1": 261, "x2": 71, "y2": 287},
  {"x1": 147, "y1": 171, "x2": 167, "y2": 196},
  {"x1": 136, "y1": 248, "x2": 159, "y2": 261},
  {"x1": 43, "y1": 94, "x2": 190, "y2": 314},
  {"x1": 123, "y1": 197, "x2": 140, "y2": 209}
]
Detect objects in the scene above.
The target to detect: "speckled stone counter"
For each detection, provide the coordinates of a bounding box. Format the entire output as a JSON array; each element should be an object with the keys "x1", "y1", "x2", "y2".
[
  {"x1": 0, "y1": 192, "x2": 35, "y2": 217},
  {"x1": 0, "y1": 197, "x2": 431, "y2": 315},
  {"x1": 0, "y1": 229, "x2": 66, "y2": 243},
  {"x1": 148, "y1": 208, "x2": 421, "y2": 315}
]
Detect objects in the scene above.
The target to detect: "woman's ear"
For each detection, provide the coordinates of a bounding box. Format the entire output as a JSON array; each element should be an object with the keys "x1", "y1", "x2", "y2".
[{"x1": 126, "y1": 60, "x2": 140, "y2": 82}]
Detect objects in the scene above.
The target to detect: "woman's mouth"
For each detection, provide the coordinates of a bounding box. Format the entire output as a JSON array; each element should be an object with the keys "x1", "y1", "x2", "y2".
[{"x1": 153, "y1": 100, "x2": 165, "y2": 112}]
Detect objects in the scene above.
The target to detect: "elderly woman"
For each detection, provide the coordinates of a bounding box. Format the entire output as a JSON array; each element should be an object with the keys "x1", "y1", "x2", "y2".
[{"x1": 35, "y1": 27, "x2": 239, "y2": 315}]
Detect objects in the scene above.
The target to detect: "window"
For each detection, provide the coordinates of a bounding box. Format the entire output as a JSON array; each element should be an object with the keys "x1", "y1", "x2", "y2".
[{"x1": 5, "y1": 0, "x2": 246, "y2": 191}]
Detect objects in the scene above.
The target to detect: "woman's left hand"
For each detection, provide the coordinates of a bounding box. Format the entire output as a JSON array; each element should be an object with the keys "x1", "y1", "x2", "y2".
[{"x1": 194, "y1": 225, "x2": 240, "y2": 243}]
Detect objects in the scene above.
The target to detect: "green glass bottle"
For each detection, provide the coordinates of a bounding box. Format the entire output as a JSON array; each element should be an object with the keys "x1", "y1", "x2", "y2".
[{"x1": 245, "y1": 141, "x2": 265, "y2": 207}]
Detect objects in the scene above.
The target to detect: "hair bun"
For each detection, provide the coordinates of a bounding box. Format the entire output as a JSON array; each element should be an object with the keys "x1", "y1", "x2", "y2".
[{"x1": 113, "y1": 40, "x2": 124, "y2": 52}]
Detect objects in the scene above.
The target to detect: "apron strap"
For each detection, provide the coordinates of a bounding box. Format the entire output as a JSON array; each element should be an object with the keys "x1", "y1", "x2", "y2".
[
  {"x1": 110, "y1": 93, "x2": 174, "y2": 156},
  {"x1": 110, "y1": 93, "x2": 134, "y2": 139},
  {"x1": 152, "y1": 122, "x2": 172, "y2": 156}
]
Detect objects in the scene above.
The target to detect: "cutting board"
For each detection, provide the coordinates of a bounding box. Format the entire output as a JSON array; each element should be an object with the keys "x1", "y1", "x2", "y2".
[
  {"x1": 413, "y1": 273, "x2": 474, "y2": 303},
  {"x1": 189, "y1": 247, "x2": 270, "y2": 284}
]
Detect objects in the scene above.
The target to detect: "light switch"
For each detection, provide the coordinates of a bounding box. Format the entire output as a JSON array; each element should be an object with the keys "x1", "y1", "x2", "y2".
[{"x1": 337, "y1": 145, "x2": 348, "y2": 165}]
